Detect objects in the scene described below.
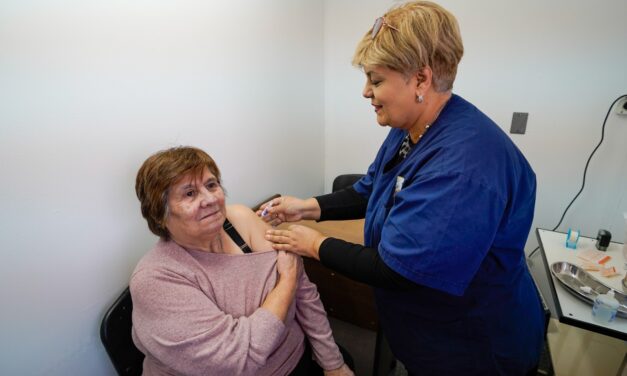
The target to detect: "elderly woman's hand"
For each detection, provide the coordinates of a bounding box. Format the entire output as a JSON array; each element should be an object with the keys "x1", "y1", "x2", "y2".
[
  {"x1": 266, "y1": 225, "x2": 327, "y2": 260},
  {"x1": 324, "y1": 364, "x2": 354, "y2": 376},
  {"x1": 276, "y1": 250, "x2": 301, "y2": 281},
  {"x1": 257, "y1": 196, "x2": 322, "y2": 226}
]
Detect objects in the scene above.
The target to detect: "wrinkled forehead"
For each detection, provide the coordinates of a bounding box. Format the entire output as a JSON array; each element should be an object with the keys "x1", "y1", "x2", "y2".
[{"x1": 171, "y1": 166, "x2": 215, "y2": 189}]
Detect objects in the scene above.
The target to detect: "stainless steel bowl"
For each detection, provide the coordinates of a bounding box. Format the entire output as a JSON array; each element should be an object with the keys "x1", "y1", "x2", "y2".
[{"x1": 550, "y1": 261, "x2": 627, "y2": 318}]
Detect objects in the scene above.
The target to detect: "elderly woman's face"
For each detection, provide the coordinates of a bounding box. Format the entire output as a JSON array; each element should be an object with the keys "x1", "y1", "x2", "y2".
[
  {"x1": 362, "y1": 65, "x2": 419, "y2": 130},
  {"x1": 165, "y1": 167, "x2": 226, "y2": 244}
]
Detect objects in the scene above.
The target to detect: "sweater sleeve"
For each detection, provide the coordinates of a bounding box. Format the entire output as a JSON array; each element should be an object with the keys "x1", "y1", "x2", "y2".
[
  {"x1": 130, "y1": 267, "x2": 287, "y2": 376},
  {"x1": 294, "y1": 271, "x2": 344, "y2": 371}
]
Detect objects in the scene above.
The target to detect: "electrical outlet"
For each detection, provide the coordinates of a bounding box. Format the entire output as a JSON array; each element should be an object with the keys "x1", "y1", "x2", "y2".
[
  {"x1": 615, "y1": 97, "x2": 627, "y2": 116},
  {"x1": 510, "y1": 112, "x2": 528, "y2": 134}
]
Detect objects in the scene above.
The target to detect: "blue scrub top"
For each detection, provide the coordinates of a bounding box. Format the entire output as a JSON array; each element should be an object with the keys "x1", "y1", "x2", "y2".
[{"x1": 354, "y1": 94, "x2": 544, "y2": 374}]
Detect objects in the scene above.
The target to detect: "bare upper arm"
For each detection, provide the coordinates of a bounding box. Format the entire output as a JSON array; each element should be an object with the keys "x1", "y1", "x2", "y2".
[{"x1": 226, "y1": 204, "x2": 273, "y2": 252}]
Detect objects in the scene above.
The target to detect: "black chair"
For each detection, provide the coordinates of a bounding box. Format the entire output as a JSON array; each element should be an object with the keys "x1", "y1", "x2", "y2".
[
  {"x1": 100, "y1": 287, "x2": 145, "y2": 376},
  {"x1": 251, "y1": 193, "x2": 281, "y2": 212},
  {"x1": 332, "y1": 174, "x2": 365, "y2": 193}
]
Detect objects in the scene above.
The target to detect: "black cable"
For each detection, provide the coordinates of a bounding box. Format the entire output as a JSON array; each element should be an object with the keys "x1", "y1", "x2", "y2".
[{"x1": 527, "y1": 94, "x2": 627, "y2": 259}]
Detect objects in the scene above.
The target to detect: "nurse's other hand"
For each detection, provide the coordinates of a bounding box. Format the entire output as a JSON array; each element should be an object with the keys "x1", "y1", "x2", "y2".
[
  {"x1": 265, "y1": 225, "x2": 327, "y2": 260},
  {"x1": 324, "y1": 364, "x2": 354, "y2": 376}
]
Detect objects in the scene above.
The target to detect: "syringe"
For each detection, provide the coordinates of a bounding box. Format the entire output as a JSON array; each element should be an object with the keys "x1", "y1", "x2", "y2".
[{"x1": 261, "y1": 201, "x2": 273, "y2": 218}]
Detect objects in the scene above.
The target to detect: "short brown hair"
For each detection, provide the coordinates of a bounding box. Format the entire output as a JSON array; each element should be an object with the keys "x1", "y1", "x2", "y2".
[
  {"x1": 352, "y1": 1, "x2": 464, "y2": 92},
  {"x1": 135, "y1": 146, "x2": 221, "y2": 239}
]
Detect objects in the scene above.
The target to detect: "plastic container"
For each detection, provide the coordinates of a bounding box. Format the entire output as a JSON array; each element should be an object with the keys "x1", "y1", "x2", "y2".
[{"x1": 592, "y1": 290, "x2": 619, "y2": 323}]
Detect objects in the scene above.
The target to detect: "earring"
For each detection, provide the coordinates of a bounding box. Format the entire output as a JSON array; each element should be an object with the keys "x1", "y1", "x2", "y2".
[{"x1": 416, "y1": 95, "x2": 424, "y2": 103}]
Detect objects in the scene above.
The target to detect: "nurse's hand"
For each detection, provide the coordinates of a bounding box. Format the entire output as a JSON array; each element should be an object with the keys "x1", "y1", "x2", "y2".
[
  {"x1": 265, "y1": 225, "x2": 327, "y2": 260},
  {"x1": 257, "y1": 196, "x2": 321, "y2": 226}
]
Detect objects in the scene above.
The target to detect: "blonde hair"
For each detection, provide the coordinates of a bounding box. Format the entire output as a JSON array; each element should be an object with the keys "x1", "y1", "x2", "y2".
[
  {"x1": 352, "y1": 1, "x2": 463, "y2": 92},
  {"x1": 135, "y1": 146, "x2": 221, "y2": 239}
]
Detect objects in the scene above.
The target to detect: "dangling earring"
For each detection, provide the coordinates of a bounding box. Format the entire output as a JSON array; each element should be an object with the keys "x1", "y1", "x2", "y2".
[{"x1": 416, "y1": 95, "x2": 424, "y2": 103}]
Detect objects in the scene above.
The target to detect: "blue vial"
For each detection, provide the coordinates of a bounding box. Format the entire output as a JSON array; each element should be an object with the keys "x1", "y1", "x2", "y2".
[{"x1": 565, "y1": 228, "x2": 579, "y2": 249}]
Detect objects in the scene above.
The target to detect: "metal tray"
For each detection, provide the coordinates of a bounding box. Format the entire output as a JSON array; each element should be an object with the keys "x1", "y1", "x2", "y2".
[{"x1": 550, "y1": 261, "x2": 627, "y2": 318}]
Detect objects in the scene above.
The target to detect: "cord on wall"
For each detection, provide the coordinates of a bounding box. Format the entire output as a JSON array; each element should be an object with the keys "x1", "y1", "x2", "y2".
[{"x1": 527, "y1": 94, "x2": 627, "y2": 259}]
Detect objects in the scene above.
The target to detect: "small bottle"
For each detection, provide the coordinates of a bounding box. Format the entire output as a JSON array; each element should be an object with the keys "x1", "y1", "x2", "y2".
[{"x1": 592, "y1": 290, "x2": 620, "y2": 324}]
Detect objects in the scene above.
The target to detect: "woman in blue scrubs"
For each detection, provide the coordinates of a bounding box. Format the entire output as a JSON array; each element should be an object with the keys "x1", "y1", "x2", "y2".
[{"x1": 262, "y1": 1, "x2": 544, "y2": 374}]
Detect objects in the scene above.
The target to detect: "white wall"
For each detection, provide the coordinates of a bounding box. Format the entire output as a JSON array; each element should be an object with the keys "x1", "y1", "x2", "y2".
[
  {"x1": 0, "y1": 0, "x2": 323, "y2": 374},
  {"x1": 323, "y1": 0, "x2": 627, "y2": 249}
]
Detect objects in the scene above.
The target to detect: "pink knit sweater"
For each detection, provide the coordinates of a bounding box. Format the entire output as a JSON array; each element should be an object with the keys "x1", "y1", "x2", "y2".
[{"x1": 130, "y1": 239, "x2": 343, "y2": 376}]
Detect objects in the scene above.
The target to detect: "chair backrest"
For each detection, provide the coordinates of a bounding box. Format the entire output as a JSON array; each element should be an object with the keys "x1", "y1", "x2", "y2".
[
  {"x1": 251, "y1": 193, "x2": 281, "y2": 212},
  {"x1": 100, "y1": 287, "x2": 144, "y2": 376},
  {"x1": 332, "y1": 174, "x2": 365, "y2": 193}
]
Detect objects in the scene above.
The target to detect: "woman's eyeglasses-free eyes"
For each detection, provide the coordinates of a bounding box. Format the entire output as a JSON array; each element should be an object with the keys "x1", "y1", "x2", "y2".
[{"x1": 371, "y1": 17, "x2": 399, "y2": 39}]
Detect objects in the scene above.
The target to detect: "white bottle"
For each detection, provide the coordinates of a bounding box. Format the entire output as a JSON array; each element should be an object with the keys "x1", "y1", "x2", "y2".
[{"x1": 592, "y1": 290, "x2": 620, "y2": 324}]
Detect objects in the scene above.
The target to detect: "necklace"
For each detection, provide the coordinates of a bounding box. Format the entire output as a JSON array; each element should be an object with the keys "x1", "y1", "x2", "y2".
[{"x1": 399, "y1": 96, "x2": 450, "y2": 160}]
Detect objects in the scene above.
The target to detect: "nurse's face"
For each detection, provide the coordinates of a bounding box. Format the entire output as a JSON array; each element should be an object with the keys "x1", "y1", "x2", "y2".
[
  {"x1": 165, "y1": 167, "x2": 226, "y2": 246},
  {"x1": 362, "y1": 65, "x2": 421, "y2": 130}
]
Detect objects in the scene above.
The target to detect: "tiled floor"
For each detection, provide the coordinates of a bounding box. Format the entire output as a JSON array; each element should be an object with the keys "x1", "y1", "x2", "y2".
[{"x1": 329, "y1": 317, "x2": 627, "y2": 376}]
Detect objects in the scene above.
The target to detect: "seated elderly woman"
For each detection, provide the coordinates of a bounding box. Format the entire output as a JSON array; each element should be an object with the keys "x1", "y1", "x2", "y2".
[{"x1": 131, "y1": 146, "x2": 352, "y2": 376}]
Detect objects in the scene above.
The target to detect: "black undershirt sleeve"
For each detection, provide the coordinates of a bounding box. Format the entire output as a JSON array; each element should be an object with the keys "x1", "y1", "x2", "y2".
[
  {"x1": 315, "y1": 187, "x2": 367, "y2": 221},
  {"x1": 318, "y1": 237, "x2": 419, "y2": 290},
  {"x1": 314, "y1": 186, "x2": 419, "y2": 289}
]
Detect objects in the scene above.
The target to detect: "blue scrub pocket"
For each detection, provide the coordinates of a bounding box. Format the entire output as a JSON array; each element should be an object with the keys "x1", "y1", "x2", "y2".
[{"x1": 369, "y1": 181, "x2": 397, "y2": 246}]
